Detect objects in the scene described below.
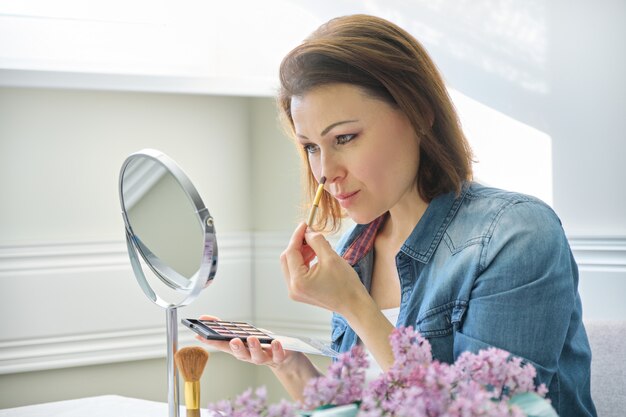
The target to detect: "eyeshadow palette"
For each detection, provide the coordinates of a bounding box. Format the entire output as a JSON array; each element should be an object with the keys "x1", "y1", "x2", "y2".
[{"x1": 182, "y1": 318, "x2": 275, "y2": 344}]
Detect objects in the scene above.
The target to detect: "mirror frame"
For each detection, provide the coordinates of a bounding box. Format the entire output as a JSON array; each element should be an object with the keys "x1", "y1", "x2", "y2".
[{"x1": 119, "y1": 148, "x2": 218, "y2": 308}]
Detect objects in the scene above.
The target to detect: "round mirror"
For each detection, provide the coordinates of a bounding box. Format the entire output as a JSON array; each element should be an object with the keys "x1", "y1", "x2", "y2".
[{"x1": 119, "y1": 149, "x2": 218, "y2": 308}]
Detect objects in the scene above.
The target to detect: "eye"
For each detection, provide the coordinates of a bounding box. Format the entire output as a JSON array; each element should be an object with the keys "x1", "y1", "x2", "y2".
[
  {"x1": 303, "y1": 143, "x2": 319, "y2": 154},
  {"x1": 336, "y1": 134, "x2": 356, "y2": 145}
]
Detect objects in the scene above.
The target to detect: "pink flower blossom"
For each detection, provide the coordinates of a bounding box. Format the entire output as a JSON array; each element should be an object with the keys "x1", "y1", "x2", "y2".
[
  {"x1": 208, "y1": 327, "x2": 553, "y2": 417},
  {"x1": 454, "y1": 347, "x2": 546, "y2": 400},
  {"x1": 302, "y1": 345, "x2": 368, "y2": 409},
  {"x1": 208, "y1": 386, "x2": 296, "y2": 417}
]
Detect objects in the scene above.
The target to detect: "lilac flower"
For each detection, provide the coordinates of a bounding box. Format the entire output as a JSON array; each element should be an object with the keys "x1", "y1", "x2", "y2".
[
  {"x1": 209, "y1": 326, "x2": 553, "y2": 417},
  {"x1": 266, "y1": 400, "x2": 296, "y2": 417},
  {"x1": 208, "y1": 386, "x2": 296, "y2": 417},
  {"x1": 234, "y1": 387, "x2": 267, "y2": 415},
  {"x1": 358, "y1": 327, "x2": 551, "y2": 417},
  {"x1": 302, "y1": 345, "x2": 369, "y2": 409},
  {"x1": 389, "y1": 326, "x2": 432, "y2": 366},
  {"x1": 454, "y1": 347, "x2": 547, "y2": 400}
]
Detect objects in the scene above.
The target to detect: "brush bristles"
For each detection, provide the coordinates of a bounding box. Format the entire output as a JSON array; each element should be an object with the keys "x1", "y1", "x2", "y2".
[{"x1": 175, "y1": 346, "x2": 209, "y2": 382}]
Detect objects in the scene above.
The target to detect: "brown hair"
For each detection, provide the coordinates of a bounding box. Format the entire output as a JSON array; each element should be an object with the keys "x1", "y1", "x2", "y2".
[{"x1": 278, "y1": 14, "x2": 473, "y2": 232}]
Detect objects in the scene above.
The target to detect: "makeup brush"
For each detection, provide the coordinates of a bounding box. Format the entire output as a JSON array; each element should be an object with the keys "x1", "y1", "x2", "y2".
[
  {"x1": 175, "y1": 346, "x2": 209, "y2": 417},
  {"x1": 306, "y1": 176, "x2": 327, "y2": 227}
]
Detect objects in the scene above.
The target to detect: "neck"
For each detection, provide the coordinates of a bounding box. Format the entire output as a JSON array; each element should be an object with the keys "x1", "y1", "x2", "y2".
[{"x1": 381, "y1": 192, "x2": 428, "y2": 249}]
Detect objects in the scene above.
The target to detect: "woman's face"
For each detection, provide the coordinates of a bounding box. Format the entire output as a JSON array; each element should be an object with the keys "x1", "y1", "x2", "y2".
[{"x1": 291, "y1": 83, "x2": 421, "y2": 224}]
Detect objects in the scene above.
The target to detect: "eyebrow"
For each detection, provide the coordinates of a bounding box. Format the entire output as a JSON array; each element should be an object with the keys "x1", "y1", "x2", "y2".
[{"x1": 296, "y1": 120, "x2": 359, "y2": 140}]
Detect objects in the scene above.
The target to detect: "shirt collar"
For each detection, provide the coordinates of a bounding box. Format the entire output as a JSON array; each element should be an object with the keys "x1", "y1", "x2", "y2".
[
  {"x1": 341, "y1": 215, "x2": 386, "y2": 266},
  {"x1": 340, "y1": 183, "x2": 469, "y2": 266},
  {"x1": 400, "y1": 184, "x2": 468, "y2": 263}
]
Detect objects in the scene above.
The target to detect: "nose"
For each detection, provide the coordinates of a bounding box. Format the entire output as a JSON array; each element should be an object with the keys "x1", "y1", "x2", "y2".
[{"x1": 319, "y1": 149, "x2": 344, "y2": 186}]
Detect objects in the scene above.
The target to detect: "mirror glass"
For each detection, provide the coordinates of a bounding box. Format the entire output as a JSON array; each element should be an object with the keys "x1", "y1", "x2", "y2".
[
  {"x1": 122, "y1": 157, "x2": 203, "y2": 281},
  {"x1": 119, "y1": 149, "x2": 217, "y2": 307}
]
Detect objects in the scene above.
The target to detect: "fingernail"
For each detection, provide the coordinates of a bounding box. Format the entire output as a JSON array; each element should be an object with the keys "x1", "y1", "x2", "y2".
[{"x1": 230, "y1": 341, "x2": 240, "y2": 351}]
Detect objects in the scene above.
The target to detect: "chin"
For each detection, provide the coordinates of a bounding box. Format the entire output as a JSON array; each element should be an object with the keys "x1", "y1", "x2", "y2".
[{"x1": 347, "y1": 211, "x2": 381, "y2": 226}]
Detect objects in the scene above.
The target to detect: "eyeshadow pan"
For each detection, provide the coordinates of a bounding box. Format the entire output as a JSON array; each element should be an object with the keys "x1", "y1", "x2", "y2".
[{"x1": 184, "y1": 319, "x2": 274, "y2": 344}]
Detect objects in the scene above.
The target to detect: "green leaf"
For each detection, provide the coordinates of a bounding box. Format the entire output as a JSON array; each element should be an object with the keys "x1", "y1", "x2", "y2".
[{"x1": 509, "y1": 393, "x2": 559, "y2": 417}]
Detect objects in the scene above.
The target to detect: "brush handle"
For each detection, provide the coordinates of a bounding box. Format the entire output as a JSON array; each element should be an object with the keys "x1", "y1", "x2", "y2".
[
  {"x1": 184, "y1": 381, "x2": 200, "y2": 409},
  {"x1": 186, "y1": 409, "x2": 201, "y2": 417},
  {"x1": 306, "y1": 204, "x2": 319, "y2": 226},
  {"x1": 184, "y1": 380, "x2": 202, "y2": 417},
  {"x1": 306, "y1": 181, "x2": 326, "y2": 226}
]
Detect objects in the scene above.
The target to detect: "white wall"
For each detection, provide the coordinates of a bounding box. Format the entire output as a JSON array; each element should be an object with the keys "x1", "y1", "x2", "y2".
[
  {"x1": 0, "y1": 88, "x2": 328, "y2": 408},
  {"x1": 367, "y1": 0, "x2": 626, "y2": 320},
  {"x1": 0, "y1": 89, "x2": 259, "y2": 407},
  {"x1": 1, "y1": 0, "x2": 625, "y2": 411}
]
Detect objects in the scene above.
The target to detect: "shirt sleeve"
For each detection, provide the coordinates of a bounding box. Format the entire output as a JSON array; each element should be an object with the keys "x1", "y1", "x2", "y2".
[{"x1": 453, "y1": 199, "x2": 579, "y2": 386}]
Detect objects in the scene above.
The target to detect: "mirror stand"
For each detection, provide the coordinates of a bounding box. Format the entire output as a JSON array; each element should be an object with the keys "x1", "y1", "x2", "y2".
[
  {"x1": 125, "y1": 231, "x2": 188, "y2": 417},
  {"x1": 166, "y1": 306, "x2": 180, "y2": 417},
  {"x1": 119, "y1": 149, "x2": 218, "y2": 417}
]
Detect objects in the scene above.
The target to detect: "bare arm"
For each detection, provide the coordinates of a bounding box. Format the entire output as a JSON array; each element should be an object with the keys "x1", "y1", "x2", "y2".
[{"x1": 268, "y1": 347, "x2": 322, "y2": 402}]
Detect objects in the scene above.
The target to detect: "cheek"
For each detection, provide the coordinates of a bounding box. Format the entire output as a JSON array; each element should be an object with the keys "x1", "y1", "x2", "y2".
[
  {"x1": 350, "y1": 151, "x2": 390, "y2": 189},
  {"x1": 359, "y1": 139, "x2": 418, "y2": 188},
  {"x1": 365, "y1": 147, "x2": 394, "y2": 174}
]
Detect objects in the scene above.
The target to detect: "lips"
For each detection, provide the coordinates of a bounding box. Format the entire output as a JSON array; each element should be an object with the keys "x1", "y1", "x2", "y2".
[
  {"x1": 335, "y1": 191, "x2": 359, "y2": 200},
  {"x1": 334, "y1": 190, "x2": 360, "y2": 207}
]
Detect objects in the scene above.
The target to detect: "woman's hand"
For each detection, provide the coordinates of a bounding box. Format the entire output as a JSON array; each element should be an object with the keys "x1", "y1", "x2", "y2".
[
  {"x1": 280, "y1": 223, "x2": 395, "y2": 369},
  {"x1": 194, "y1": 315, "x2": 322, "y2": 401},
  {"x1": 280, "y1": 222, "x2": 370, "y2": 318},
  {"x1": 194, "y1": 315, "x2": 296, "y2": 369}
]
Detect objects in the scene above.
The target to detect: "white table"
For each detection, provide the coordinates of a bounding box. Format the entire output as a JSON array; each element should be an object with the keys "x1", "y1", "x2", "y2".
[{"x1": 0, "y1": 395, "x2": 213, "y2": 417}]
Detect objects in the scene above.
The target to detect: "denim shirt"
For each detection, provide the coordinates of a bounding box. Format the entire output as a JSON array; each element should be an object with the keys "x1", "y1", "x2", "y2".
[{"x1": 331, "y1": 182, "x2": 596, "y2": 417}]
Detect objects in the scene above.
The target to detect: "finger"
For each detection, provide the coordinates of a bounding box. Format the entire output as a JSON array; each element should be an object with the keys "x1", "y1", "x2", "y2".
[
  {"x1": 229, "y1": 338, "x2": 251, "y2": 361},
  {"x1": 247, "y1": 337, "x2": 271, "y2": 365},
  {"x1": 280, "y1": 222, "x2": 310, "y2": 286},
  {"x1": 284, "y1": 226, "x2": 314, "y2": 281},
  {"x1": 303, "y1": 231, "x2": 335, "y2": 259},
  {"x1": 287, "y1": 222, "x2": 309, "y2": 251},
  {"x1": 195, "y1": 335, "x2": 232, "y2": 353},
  {"x1": 301, "y1": 244, "x2": 317, "y2": 265},
  {"x1": 280, "y1": 248, "x2": 293, "y2": 289},
  {"x1": 198, "y1": 314, "x2": 220, "y2": 321},
  {"x1": 270, "y1": 340, "x2": 287, "y2": 365}
]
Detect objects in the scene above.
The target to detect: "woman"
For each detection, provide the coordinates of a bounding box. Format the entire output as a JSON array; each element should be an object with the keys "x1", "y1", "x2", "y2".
[{"x1": 199, "y1": 14, "x2": 596, "y2": 417}]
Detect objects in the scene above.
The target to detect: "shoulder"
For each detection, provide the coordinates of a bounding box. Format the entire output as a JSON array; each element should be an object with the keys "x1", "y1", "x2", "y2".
[
  {"x1": 454, "y1": 182, "x2": 561, "y2": 233},
  {"x1": 445, "y1": 183, "x2": 567, "y2": 261},
  {"x1": 467, "y1": 184, "x2": 562, "y2": 236},
  {"x1": 464, "y1": 183, "x2": 555, "y2": 216},
  {"x1": 460, "y1": 184, "x2": 570, "y2": 270}
]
